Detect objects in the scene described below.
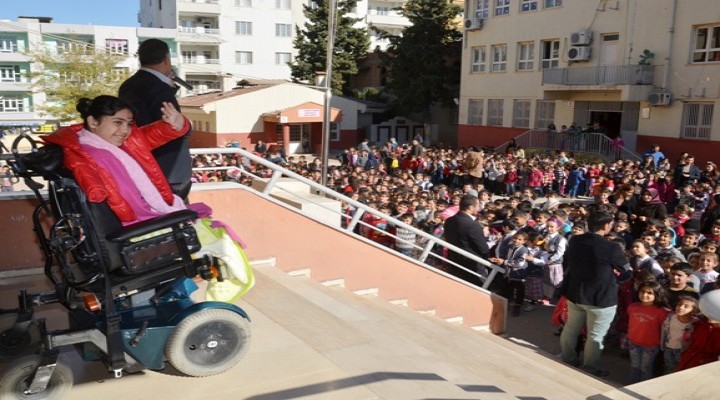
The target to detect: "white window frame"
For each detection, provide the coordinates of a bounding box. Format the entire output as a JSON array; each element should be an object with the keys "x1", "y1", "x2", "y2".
[
  {"x1": 276, "y1": 0, "x2": 291, "y2": 9},
  {"x1": 275, "y1": 24, "x2": 292, "y2": 37},
  {"x1": 105, "y1": 39, "x2": 128, "y2": 54},
  {"x1": 491, "y1": 44, "x2": 507, "y2": 72},
  {"x1": 487, "y1": 99, "x2": 504, "y2": 126},
  {"x1": 468, "y1": 99, "x2": 484, "y2": 125},
  {"x1": 235, "y1": 51, "x2": 253, "y2": 64},
  {"x1": 0, "y1": 37, "x2": 17, "y2": 53},
  {"x1": 376, "y1": 6, "x2": 390, "y2": 15},
  {"x1": 471, "y1": 46, "x2": 486, "y2": 73},
  {"x1": 517, "y1": 41, "x2": 535, "y2": 71},
  {"x1": 0, "y1": 65, "x2": 21, "y2": 82},
  {"x1": 275, "y1": 52, "x2": 291, "y2": 65},
  {"x1": 512, "y1": 100, "x2": 531, "y2": 128},
  {"x1": 475, "y1": 0, "x2": 490, "y2": 19},
  {"x1": 235, "y1": 21, "x2": 253, "y2": 35},
  {"x1": 691, "y1": 24, "x2": 720, "y2": 64},
  {"x1": 0, "y1": 97, "x2": 26, "y2": 113},
  {"x1": 495, "y1": 0, "x2": 510, "y2": 16},
  {"x1": 110, "y1": 67, "x2": 128, "y2": 82},
  {"x1": 544, "y1": 0, "x2": 562, "y2": 8},
  {"x1": 330, "y1": 122, "x2": 340, "y2": 141},
  {"x1": 521, "y1": 0, "x2": 538, "y2": 12},
  {"x1": 535, "y1": 100, "x2": 556, "y2": 129},
  {"x1": 57, "y1": 41, "x2": 90, "y2": 55},
  {"x1": 681, "y1": 103, "x2": 714, "y2": 140},
  {"x1": 235, "y1": 0, "x2": 252, "y2": 6},
  {"x1": 541, "y1": 39, "x2": 560, "y2": 69}
]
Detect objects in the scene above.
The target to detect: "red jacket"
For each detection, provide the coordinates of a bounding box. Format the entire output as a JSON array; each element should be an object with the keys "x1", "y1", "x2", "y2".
[{"x1": 43, "y1": 119, "x2": 190, "y2": 222}]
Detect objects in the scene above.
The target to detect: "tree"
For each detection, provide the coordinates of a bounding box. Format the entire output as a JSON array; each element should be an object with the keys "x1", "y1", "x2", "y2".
[
  {"x1": 290, "y1": 0, "x2": 370, "y2": 95},
  {"x1": 377, "y1": 0, "x2": 462, "y2": 121},
  {"x1": 25, "y1": 44, "x2": 130, "y2": 122}
]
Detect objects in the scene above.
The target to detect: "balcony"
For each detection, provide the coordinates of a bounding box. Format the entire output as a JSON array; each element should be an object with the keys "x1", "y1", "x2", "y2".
[
  {"x1": 177, "y1": 0, "x2": 221, "y2": 15},
  {"x1": 366, "y1": 10, "x2": 412, "y2": 28},
  {"x1": 177, "y1": 26, "x2": 222, "y2": 44},
  {"x1": 542, "y1": 65, "x2": 655, "y2": 86}
]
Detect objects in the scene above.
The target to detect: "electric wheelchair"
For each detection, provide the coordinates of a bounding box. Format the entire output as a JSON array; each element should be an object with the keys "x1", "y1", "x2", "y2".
[{"x1": 0, "y1": 135, "x2": 251, "y2": 399}]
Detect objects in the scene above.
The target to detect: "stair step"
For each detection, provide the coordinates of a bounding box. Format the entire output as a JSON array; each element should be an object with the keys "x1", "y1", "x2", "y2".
[
  {"x1": 320, "y1": 278, "x2": 345, "y2": 288},
  {"x1": 352, "y1": 287, "x2": 379, "y2": 296}
]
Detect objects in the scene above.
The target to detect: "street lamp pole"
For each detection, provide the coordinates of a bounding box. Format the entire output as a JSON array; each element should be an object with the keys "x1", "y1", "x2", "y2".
[{"x1": 321, "y1": 0, "x2": 337, "y2": 187}]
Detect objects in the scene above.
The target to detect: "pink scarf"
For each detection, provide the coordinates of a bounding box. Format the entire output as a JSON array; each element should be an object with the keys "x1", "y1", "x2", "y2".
[{"x1": 78, "y1": 129, "x2": 185, "y2": 217}]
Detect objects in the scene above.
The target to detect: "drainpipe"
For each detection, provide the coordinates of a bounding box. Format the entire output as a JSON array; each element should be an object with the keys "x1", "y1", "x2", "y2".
[{"x1": 661, "y1": 0, "x2": 677, "y2": 90}]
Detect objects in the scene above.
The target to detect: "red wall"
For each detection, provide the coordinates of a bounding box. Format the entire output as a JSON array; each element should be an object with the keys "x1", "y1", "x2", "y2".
[
  {"x1": 636, "y1": 135, "x2": 719, "y2": 166},
  {"x1": 457, "y1": 125, "x2": 526, "y2": 149}
]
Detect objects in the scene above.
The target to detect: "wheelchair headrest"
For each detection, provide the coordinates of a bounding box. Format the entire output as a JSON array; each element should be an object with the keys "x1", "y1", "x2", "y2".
[{"x1": 21, "y1": 144, "x2": 64, "y2": 175}]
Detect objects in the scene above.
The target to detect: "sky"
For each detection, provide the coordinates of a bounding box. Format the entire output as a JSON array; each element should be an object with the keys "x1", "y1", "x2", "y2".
[{"x1": 0, "y1": 0, "x2": 139, "y2": 27}]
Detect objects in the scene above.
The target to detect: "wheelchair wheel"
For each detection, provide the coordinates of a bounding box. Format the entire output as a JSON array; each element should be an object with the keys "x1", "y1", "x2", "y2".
[
  {"x1": 165, "y1": 308, "x2": 251, "y2": 377},
  {"x1": 0, "y1": 355, "x2": 73, "y2": 400},
  {"x1": 0, "y1": 314, "x2": 41, "y2": 360}
]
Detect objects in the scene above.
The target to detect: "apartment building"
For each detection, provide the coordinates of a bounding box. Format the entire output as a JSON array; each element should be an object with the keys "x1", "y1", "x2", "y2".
[
  {"x1": 458, "y1": 0, "x2": 720, "y2": 163},
  {"x1": 0, "y1": 16, "x2": 175, "y2": 128}
]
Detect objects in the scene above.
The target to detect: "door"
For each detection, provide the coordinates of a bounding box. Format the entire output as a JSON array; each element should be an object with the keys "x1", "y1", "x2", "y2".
[{"x1": 600, "y1": 33, "x2": 620, "y2": 83}]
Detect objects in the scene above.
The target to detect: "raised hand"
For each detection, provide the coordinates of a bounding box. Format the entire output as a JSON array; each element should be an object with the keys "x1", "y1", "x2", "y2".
[{"x1": 160, "y1": 102, "x2": 185, "y2": 131}]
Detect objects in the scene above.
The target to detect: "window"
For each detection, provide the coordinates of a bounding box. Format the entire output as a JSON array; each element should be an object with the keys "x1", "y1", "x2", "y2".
[
  {"x1": 517, "y1": 42, "x2": 534, "y2": 71},
  {"x1": 182, "y1": 51, "x2": 197, "y2": 63},
  {"x1": 0, "y1": 37, "x2": 17, "y2": 53},
  {"x1": 376, "y1": 6, "x2": 390, "y2": 15},
  {"x1": 475, "y1": 0, "x2": 490, "y2": 18},
  {"x1": 487, "y1": 99, "x2": 504, "y2": 126},
  {"x1": 535, "y1": 100, "x2": 556, "y2": 128},
  {"x1": 275, "y1": 52, "x2": 291, "y2": 65},
  {"x1": 235, "y1": 51, "x2": 253, "y2": 64},
  {"x1": 495, "y1": 0, "x2": 510, "y2": 16},
  {"x1": 57, "y1": 41, "x2": 90, "y2": 55},
  {"x1": 235, "y1": 0, "x2": 252, "y2": 6},
  {"x1": 544, "y1": 0, "x2": 562, "y2": 8},
  {"x1": 692, "y1": 25, "x2": 720, "y2": 63},
  {"x1": 0, "y1": 97, "x2": 25, "y2": 112},
  {"x1": 471, "y1": 46, "x2": 486, "y2": 73},
  {"x1": 512, "y1": 100, "x2": 531, "y2": 128},
  {"x1": 235, "y1": 21, "x2": 253, "y2": 35},
  {"x1": 681, "y1": 103, "x2": 714, "y2": 139},
  {"x1": 276, "y1": 0, "x2": 291, "y2": 9},
  {"x1": 541, "y1": 40, "x2": 560, "y2": 68},
  {"x1": 521, "y1": 0, "x2": 537, "y2": 12},
  {"x1": 0, "y1": 65, "x2": 21, "y2": 82},
  {"x1": 105, "y1": 39, "x2": 128, "y2": 54},
  {"x1": 468, "y1": 99, "x2": 483, "y2": 125},
  {"x1": 276, "y1": 24, "x2": 292, "y2": 37},
  {"x1": 491, "y1": 44, "x2": 507, "y2": 72},
  {"x1": 330, "y1": 122, "x2": 340, "y2": 141},
  {"x1": 110, "y1": 67, "x2": 129, "y2": 82}
]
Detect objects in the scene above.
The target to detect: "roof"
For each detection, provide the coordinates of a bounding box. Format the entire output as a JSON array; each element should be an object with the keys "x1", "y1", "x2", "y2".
[{"x1": 178, "y1": 79, "x2": 290, "y2": 107}]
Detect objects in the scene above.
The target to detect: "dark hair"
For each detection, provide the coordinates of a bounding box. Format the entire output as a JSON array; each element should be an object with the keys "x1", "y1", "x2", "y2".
[
  {"x1": 637, "y1": 280, "x2": 669, "y2": 308},
  {"x1": 459, "y1": 194, "x2": 478, "y2": 211},
  {"x1": 587, "y1": 211, "x2": 614, "y2": 233},
  {"x1": 138, "y1": 38, "x2": 170, "y2": 66},
  {"x1": 76, "y1": 96, "x2": 133, "y2": 130},
  {"x1": 670, "y1": 262, "x2": 694, "y2": 277}
]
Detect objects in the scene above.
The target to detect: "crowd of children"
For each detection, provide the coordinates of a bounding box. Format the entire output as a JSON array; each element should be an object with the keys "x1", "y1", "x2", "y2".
[{"x1": 192, "y1": 139, "x2": 720, "y2": 382}]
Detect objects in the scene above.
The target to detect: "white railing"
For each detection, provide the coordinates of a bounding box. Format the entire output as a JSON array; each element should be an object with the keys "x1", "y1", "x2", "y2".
[
  {"x1": 495, "y1": 128, "x2": 641, "y2": 162},
  {"x1": 178, "y1": 26, "x2": 220, "y2": 35},
  {"x1": 542, "y1": 65, "x2": 655, "y2": 86},
  {"x1": 190, "y1": 147, "x2": 505, "y2": 290}
]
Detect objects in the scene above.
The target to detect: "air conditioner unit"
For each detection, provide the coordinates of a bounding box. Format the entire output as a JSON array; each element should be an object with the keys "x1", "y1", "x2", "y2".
[
  {"x1": 647, "y1": 91, "x2": 672, "y2": 106},
  {"x1": 464, "y1": 18, "x2": 484, "y2": 31},
  {"x1": 567, "y1": 46, "x2": 591, "y2": 61},
  {"x1": 570, "y1": 30, "x2": 593, "y2": 46}
]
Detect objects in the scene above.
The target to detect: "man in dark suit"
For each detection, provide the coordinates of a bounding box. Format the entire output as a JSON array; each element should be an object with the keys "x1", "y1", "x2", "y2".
[
  {"x1": 444, "y1": 195, "x2": 490, "y2": 285},
  {"x1": 119, "y1": 39, "x2": 192, "y2": 199},
  {"x1": 560, "y1": 211, "x2": 630, "y2": 377}
]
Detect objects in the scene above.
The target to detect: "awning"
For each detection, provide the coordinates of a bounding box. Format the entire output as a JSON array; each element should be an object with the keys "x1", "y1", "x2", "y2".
[{"x1": 0, "y1": 121, "x2": 44, "y2": 127}]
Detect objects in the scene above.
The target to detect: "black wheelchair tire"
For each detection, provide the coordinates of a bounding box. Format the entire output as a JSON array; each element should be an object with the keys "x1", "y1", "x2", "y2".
[
  {"x1": 0, "y1": 315, "x2": 41, "y2": 360},
  {"x1": 165, "y1": 308, "x2": 251, "y2": 377},
  {"x1": 0, "y1": 355, "x2": 73, "y2": 400}
]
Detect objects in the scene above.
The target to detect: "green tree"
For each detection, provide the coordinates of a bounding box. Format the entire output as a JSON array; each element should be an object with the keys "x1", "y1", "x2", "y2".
[
  {"x1": 25, "y1": 44, "x2": 130, "y2": 122},
  {"x1": 377, "y1": 0, "x2": 462, "y2": 120},
  {"x1": 290, "y1": 0, "x2": 370, "y2": 95}
]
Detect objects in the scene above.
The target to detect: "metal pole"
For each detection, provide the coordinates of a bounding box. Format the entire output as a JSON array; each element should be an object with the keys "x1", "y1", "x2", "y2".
[{"x1": 321, "y1": 0, "x2": 337, "y2": 187}]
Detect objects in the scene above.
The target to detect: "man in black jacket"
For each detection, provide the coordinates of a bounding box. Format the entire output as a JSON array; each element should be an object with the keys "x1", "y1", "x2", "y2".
[
  {"x1": 444, "y1": 195, "x2": 490, "y2": 285},
  {"x1": 560, "y1": 211, "x2": 630, "y2": 377},
  {"x1": 119, "y1": 39, "x2": 192, "y2": 199}
]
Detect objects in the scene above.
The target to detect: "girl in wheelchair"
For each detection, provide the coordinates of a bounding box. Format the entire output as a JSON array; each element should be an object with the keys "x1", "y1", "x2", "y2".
[{"x1": 0, "y1": 96, "x2": 252, "y2": 399}]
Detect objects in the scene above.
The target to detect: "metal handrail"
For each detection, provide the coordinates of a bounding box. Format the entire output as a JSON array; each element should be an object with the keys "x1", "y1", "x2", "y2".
[
  {"x1": 190, "y1": 147, "x2": 505, "y2": 290},
  {"x1": 495, "y1": 128, "x2": 641, "y2": 162}
]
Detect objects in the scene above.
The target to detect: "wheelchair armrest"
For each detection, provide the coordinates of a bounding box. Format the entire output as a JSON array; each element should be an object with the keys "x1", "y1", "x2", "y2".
[{"x1": 106, "y1": 209, "x2": 198, "y2": 243}]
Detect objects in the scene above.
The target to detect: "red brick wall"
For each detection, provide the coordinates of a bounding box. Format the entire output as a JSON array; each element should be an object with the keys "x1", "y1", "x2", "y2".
[
  {"x1": 636, "y1": 135, "x2": 719, "y2": 166},
  {"x1": 457, "y1": 125, "x2": 526, "y2": 149}
]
